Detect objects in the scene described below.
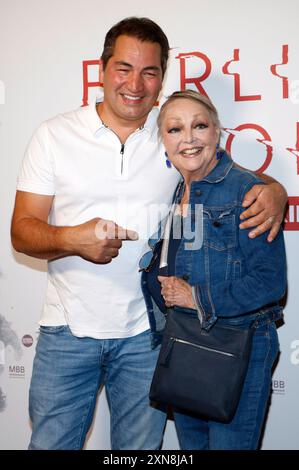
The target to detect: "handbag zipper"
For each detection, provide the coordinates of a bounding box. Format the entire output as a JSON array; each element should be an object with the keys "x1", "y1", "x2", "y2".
[{"x1": 171, "y1": 337, "x2": 235, "y2": 357}]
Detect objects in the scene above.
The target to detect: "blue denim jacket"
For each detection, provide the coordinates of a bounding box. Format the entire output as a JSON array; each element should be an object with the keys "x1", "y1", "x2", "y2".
[{"x1": 141, "y1": 152, "x2": 287, "y2": 349}]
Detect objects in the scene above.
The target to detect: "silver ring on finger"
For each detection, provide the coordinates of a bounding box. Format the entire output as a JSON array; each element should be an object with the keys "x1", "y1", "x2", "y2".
[{"x1": 267, "y1": 216, "x2": 275, "y2": 225}]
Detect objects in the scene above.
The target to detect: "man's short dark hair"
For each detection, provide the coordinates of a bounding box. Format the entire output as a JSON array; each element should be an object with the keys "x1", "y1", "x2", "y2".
[{"x1": 101, "y1": 17, "x2": 169, "y2": 77}]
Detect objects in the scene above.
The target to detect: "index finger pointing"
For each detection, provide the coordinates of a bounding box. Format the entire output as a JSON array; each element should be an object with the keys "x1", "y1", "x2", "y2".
[{"x1": 114, "y1": 224, "x2": 139, "y2": 241}]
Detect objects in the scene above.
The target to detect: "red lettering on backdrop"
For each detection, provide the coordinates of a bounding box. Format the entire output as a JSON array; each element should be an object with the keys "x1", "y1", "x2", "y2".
[
  {"x1": 80, "y1": 49, "x2": 299, "y2": 230},
  {"x1": 222, "y1": 49, "x2": 262, "y2": 102},
  {"x1": 175, "y1": 52, "x2": 212, "y2": 97},
  {"x1": 82, "y1": 60, "x2": 102, "y2": 107},
  {"x1": 270, "y1": 45, "x2": 289, "y2": 99},
  {"x1": 286, "y1": 122, "x2": 299, "y2": 174},
  {"x1": 224, "y1": 123, "x2": 272, "y2": 173},
  {"x1": 285, "y1": 197, "x2": 299, "y2": 230}
]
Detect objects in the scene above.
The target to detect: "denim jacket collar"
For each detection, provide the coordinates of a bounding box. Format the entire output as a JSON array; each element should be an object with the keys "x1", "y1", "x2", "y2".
[
  {"x1": 198, "y1": 151, "x2": 234, "y2": 184},
  {"x1": 174, "y1": 151, "x2": 234, "y2": 204}
]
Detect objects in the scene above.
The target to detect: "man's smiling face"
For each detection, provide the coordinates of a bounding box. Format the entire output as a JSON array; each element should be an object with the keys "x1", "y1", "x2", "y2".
[{"x1": 100, "y1": 35, "x2": 163, "y2": 128}]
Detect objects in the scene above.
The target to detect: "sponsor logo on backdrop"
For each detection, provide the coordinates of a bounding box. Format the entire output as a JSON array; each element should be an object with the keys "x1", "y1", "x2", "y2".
[
  {"x1": 290, "y1": 339, "x2": 299, "y2": 365},
  {"x1": 9, "y1": 364, "x2": 25, "y2": 379},
  {"x1": 0, "y1": 314, "x2": 22, "y2": 362},
  {"x1": 0, "y1": 314, "x2": 23, "y2": 410},
  {"x1": 82, "y1": 43, "x2": 299, "y2": 206},
  {"x1": 22, "y1": 334, "x2": 34, "y2": 348},
  {"x1": 272, "y1": 379, "x2": 286, "y2": 395},
  {"x1": 0, "y1": 388, "x2": 6, "y2": 412}
]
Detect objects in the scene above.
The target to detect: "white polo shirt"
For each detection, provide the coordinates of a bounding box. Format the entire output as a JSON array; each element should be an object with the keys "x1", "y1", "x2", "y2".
[{"x1": 17, "y1": 100, "x2": 180, "y2": 339}]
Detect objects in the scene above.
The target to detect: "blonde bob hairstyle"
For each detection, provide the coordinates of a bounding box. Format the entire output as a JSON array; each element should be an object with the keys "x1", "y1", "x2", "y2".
[{"x1": 157, "y1": 89, "x2": 221, "y2": 133}]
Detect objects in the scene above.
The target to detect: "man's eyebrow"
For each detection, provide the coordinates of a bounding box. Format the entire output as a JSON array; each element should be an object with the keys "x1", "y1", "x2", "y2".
[
  {"x1": 143, "y1": 65, "x2": 161, "y2": 71},
  {"x1": 114, "y1": 61, "x2": 161, "y2": 72},
  {"x1": 114, "y1": 61, "x2": 133, "y2": 68}
]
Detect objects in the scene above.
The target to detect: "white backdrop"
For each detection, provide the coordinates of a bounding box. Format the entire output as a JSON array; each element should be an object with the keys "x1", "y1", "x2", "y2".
[{"x1": 0, "y1": 0, "x2": 298, "y2": 450}]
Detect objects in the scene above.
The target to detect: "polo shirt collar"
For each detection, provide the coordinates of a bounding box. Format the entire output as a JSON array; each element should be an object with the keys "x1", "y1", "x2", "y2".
[
  {"x1": 83, "y1": 96, "x2": 159, "y2": 137},
  {"x1": 82, "y1": 97, "x2": 106, "y2": 135}
]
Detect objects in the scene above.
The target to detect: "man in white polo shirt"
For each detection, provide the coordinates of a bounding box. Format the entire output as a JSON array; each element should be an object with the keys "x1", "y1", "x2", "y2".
[{"x1": 11, "y1": 17, "x2": 286, "y2": 450}]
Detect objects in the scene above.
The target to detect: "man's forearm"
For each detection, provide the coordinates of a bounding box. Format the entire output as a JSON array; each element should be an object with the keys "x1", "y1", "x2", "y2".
[
  {"x1": 236, "y1": 161, "x2": 279, "y2": 185},
  {"x1": 238, "y1": 161, "x2": 288, "y2": 200},
  {"x1": 11, "y1": 217, "x2": 74, "y2": 260}
]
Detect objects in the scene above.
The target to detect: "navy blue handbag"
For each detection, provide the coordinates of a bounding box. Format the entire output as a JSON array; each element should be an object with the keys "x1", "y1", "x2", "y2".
[{"x1": 150, "y1": 308, "x2": 255, "y2": 423}]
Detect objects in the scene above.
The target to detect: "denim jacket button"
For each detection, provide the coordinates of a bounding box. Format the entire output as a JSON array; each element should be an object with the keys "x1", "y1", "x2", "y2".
[
  {"x1": 213, "y1": 220, "x2": 221, "y2": 227},
  {"x1": 182, "y1": 274, "x2": 190, "y2": 281},
  {"x1": 195, "y1": 189, "x2": 201, "y2": 196}
]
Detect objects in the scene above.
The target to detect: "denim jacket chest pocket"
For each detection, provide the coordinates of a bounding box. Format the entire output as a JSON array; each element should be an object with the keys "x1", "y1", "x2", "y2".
[
  {"x1": 203, "y1": 208, "x2": 237, "y2": 251},
  {"x1": 191, "y1": 207, "x2": 239, "y2": 284}
]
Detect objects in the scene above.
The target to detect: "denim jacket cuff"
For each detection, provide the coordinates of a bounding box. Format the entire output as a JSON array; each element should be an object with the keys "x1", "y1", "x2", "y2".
[{"x1": 192, "y1": 284, "x2": 217, "y2": 330}]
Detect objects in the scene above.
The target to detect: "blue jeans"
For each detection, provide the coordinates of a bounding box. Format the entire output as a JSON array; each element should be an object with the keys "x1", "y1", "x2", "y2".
[
  {"x1": 29, "y1": 326, "x2": 166, "y2": 450},
  {"x1": 174, "y1": 321, "x2": 279, "y2": 450}
]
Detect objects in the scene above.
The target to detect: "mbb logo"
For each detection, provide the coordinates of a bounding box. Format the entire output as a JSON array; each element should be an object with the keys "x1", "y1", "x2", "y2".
[
  {"x1": 9, "y1": 365, "x2": 25, "y2": 378},
  {"x1": 272, "y1": 380, "x2": 285, "y2": 394},
  {"x1": 9, "y1": 366, "x2": 25, "y2": 374}
]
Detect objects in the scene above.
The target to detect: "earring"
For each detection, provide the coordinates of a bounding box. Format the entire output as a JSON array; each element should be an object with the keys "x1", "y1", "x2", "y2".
[
  {"x1": 216, "y1": 143, "x2": 222, "y2": 160},
  {"x1": 165, "y1": 151, "x2": 172, "y2": 168}
]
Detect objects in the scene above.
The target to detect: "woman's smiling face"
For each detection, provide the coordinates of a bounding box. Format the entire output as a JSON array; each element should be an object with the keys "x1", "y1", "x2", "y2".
[{"x1": 160, "y1": 98, "x2": 220, "y2": 182}]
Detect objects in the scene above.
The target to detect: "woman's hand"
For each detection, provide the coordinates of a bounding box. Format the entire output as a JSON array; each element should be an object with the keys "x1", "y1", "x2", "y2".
[
  {"x1": 239, "y1": 181, "x2": 287, "y2": 242},
  {"x1": 158, "y1": 276, "x2": 195, "y2": 309}
]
